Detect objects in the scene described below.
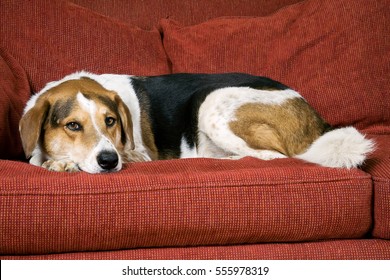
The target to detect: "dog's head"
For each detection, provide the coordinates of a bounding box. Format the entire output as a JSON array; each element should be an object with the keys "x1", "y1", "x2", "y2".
[{"x1": 19, "y1": 77, "x2": 134, "y2": 173}]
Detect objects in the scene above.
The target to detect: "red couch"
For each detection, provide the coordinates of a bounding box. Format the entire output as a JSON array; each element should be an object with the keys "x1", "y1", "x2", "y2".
[{"x1": 1, "y1": 0, "x2": 390, "y2": 259}]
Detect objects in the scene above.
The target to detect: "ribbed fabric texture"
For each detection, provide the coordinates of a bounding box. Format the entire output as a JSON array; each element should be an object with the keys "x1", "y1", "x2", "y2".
[
  {"x1": 0, "y1": 0, "x2": 170, "y2": 93},
  {"x1": 0, "y1": 158, "x2": 372, "y2": 255},
  {"x1": 71, "y1": 0, "x2": 303, "y2": 30},
  {"x1": 0, "y1": 50, "x2": 30, "y2": 160},
  {"x1": 3, "y1": 240, "x2": 390, "y2": 260},
  {"x1": 363, "y1": 135, "x2": 390, "y2": 239}
]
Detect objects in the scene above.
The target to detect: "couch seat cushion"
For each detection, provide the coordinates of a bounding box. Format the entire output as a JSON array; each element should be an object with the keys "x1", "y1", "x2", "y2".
[
  {"x1": 3, "y1": 240, "x2": 390, "y2": 260},
  {"x1": 161, "y1": 0, "x2": 390, "y2": 133},
  {"x1": 0, "y1": 158, "x2": 372, "y2": 255}
]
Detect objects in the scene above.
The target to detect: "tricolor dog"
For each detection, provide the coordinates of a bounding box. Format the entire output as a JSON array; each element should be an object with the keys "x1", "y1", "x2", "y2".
[{"x1": 19, "y1": 71, "x2": 374, "y2": 173}]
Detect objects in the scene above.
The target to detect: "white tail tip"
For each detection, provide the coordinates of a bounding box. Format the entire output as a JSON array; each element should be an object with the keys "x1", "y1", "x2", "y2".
[{"x1": 296, "y1": 127, "x2": 375, "y2": 168}]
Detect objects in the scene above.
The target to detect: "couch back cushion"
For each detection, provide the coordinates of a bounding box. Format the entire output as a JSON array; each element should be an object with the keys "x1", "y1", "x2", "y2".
[
  {"x1": 70, "y1": 0, "x2": 303, "y2": 30},
  {"x1": 0, "y1": 0, "x2": 170, "y2": 93},
  {"x1": 161, "y1": 0, "x2": 390, "y2": 132}
]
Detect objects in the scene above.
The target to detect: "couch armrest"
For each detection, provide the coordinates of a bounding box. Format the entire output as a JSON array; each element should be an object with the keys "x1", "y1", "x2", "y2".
[
  {"x1": 363, "y1": 134, "x2": 390, "y2": 239},
  {"x1": 0, "y1": 49, "x2": 30, "y2": 160}
]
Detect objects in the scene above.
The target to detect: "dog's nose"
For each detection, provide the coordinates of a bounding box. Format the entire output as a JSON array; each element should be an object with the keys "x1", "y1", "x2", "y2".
[{"x1": 97, "y1": 151, "x2": 119, "y2": 170}]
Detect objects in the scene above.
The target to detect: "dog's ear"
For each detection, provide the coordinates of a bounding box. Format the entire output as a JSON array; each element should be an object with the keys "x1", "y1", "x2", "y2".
[
  {"x1": 115, "y1": 95, "x2": 135, "y2": 150},
  {"x1": 19, "y1": 96, "x2": 50, "y2": 158}
]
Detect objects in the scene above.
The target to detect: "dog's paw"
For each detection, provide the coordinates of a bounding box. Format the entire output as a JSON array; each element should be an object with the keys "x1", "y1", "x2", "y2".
[{"x1": 42, "y1": 159, "x2": 80, "y2": 172}]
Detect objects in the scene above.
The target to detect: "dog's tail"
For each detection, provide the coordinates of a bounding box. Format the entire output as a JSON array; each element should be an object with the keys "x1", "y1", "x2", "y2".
[{"x1": 295, "y1": 127, "x2": 375, "y2": 168}]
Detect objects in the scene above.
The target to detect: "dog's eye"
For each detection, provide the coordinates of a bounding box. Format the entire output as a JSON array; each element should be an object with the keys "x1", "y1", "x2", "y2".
[
  {"x1": 66, "y1": 122, "x2": 82, "y2": 131},
  {"x1": 105, "y1": 117, "x2": 116, "y2": 127}
]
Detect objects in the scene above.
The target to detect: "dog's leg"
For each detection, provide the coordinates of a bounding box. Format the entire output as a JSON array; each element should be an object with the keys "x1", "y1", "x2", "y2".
[
  {"x1": 198, "y1": 130, "x2": 286, "y2": 160},
  {"x1": 197, "y1": 132, "x2": 233, "y2": 158},
  {"x1": 198, "y1": 108, "x2": 287, "y2": 160}
]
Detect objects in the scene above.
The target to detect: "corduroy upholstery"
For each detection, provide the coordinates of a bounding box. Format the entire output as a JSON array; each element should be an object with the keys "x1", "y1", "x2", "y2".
[{"x1": 1, "y1": 0, "x2": 389, "y2": 259}]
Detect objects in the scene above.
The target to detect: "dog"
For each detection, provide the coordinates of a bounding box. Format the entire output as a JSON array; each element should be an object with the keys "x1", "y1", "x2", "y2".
[{"x1": 19, "y1": 71, "x2": 374, "y2": 173}]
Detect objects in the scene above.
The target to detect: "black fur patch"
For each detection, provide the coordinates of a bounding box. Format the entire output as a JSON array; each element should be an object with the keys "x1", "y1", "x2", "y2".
[{"x1": 50, "y1": 98, "x2": 74, "y2": 127}]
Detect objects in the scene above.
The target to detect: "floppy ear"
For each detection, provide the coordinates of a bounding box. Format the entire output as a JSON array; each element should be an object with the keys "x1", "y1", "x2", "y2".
[
  {"x1": 19, "y1": 97, "x2": 50, "y2": 158},
  {"x1": 115, "y1": 95, "x2": 135, "y2": 150}
]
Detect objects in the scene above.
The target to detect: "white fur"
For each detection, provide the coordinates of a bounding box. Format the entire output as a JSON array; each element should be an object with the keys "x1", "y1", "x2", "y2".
[
  {"x1": 295, "y1": 127, "x2": 375, "y2": 168},
  {"x1": 76, "y1": 93, "x2": 122, "y2": 173},
  {"x1": 180, "y1": 136, "x2": 198, "y2": 158},
  {"x1": 29, "y1": 147, "x2": 47, "y2": 167},
  {"x1": 197, "y1": 87, "x2": 298, "y2": 159}
]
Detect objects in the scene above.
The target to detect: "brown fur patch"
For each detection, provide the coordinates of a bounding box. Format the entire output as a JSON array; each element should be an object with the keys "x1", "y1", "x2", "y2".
[
  {"x1": 19, "y1": 98, "x2": 50, "y2": 157},
  {"x1": 139, "y1": 109, "x2": 158, "y2": 160},
  {"x1": 229, "y1": 98, "x2": 330, "y2": 156}
]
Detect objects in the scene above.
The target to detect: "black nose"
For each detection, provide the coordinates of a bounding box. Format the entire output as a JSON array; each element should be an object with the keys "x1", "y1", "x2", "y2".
[{"x1": 97, "y1": 151, "x2": 119, "y2": 170}]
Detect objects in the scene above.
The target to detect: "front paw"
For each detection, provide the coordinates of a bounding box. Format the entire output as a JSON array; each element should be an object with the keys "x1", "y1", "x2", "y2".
[{"x1": 42, "y1": 159, "x2": 80, "y2": 172}]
